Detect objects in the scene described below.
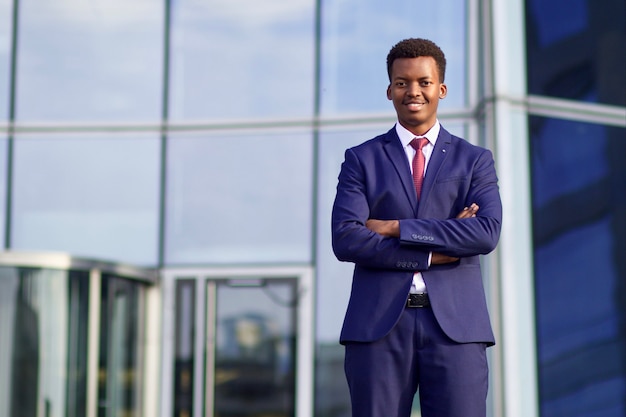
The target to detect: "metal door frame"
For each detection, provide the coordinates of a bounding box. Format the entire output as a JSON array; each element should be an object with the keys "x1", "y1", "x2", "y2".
[{"x1": 160, "y1": 266, "x2": 314, "y2": 417}]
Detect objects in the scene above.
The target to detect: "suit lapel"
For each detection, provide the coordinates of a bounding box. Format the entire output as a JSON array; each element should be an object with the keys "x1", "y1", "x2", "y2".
[
  {"x1": 382, "y1": 128, "x2": 418, "y2": 215},
  {"x1": 419, "y1": 128, "x2": 452, "y2": 211}
]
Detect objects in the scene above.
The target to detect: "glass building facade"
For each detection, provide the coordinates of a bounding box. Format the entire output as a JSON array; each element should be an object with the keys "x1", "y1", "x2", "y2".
[{"x1": 1, "y1": 0, "x2": 625, "y2": 416}]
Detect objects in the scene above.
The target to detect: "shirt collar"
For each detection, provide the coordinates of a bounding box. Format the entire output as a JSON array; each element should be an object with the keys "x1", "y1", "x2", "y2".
[{"x1": 395, "y1": 120, "x2": 441, "y2": 148}]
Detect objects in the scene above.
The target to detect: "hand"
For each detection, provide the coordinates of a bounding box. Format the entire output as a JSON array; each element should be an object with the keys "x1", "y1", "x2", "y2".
[
  {"x1": 366, "y1": 203, "x2": 478, "y2": 243},
  {"x1": 365, "y1": 219, "x2": 400, "y2": 237},
  {"x1": 431, "y1": 252, "x2": 459, "y2": 264},
  {"x1": 432, "y1": 203, "x2": 479, "y2": 264},
  {"x1": 456, "y1": 203, "x2": 478, "y2": 219}
]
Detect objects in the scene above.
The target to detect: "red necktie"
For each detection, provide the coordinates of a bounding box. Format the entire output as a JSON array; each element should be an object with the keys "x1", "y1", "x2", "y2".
[{"x1": 410, "y1": 138, "x2": 429, "y2": 199}]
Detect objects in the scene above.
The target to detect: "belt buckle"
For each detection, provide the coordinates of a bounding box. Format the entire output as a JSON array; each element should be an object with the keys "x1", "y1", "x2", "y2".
[{"x1": 407, "y1": 293, "x2": 429, "y2": 308}]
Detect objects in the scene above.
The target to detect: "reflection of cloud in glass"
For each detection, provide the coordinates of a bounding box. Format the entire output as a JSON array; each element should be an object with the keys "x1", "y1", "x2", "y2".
[
  {"x1": 12, "y1": 133, "x2": 160, "y2": 264},
  {"x1": 166, "y1": 129, "x2": 313, "y2": 264},
  {"x1": 169, "y1": 0, "x2": 315, "y2": 121},
  {"x1": 16, "y1": 0, "x2": 163, "y2": 122},
  {"x1": 0, "y1": 0, "x2": 13, "y2": 122},
  {"x1": 321, "y1": 0, "x2": 466, "y2": 115}
]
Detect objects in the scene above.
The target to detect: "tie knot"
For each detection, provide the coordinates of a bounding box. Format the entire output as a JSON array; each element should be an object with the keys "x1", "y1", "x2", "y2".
[{"x1": 410, "y1": 137, "x2": 429, "y2": 151}]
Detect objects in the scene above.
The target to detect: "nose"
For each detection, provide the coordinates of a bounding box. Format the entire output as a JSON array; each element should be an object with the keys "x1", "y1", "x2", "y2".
[{"x1": 407, "y1": 82, "x2": 421, "y2": 97}]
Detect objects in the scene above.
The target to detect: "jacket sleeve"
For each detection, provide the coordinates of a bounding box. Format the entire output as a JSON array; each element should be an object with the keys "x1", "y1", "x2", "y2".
[
  {"x1": 398, "y1": 148, "x2": 502, "y2": 257},
  {"x1": 331, "y1": 148, "x2": 431, "y2": 270}
]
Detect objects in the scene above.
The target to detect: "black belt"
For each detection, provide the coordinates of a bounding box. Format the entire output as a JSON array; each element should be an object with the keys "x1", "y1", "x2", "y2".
[{"x1": 406, "y1": 293, "x2": 430, "y2": 308}]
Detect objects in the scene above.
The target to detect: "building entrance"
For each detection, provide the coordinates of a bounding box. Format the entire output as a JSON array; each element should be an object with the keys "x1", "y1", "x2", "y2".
[
  {"x1": 0, "y1": 251, "x2": 158, "y2": 417},
  {"x1": 160, "y1": 267, "x2": 313, "y2": 417}
]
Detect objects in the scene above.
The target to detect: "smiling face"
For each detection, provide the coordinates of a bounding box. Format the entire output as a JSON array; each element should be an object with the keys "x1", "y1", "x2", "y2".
[{"x1": 386, "y1": 56, "x2": 447, "y2": 136}]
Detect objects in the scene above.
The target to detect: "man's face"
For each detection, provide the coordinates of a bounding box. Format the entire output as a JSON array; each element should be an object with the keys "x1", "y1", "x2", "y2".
[{"x1": 386, "y1": 56, "x2": 447, "y2": 136}]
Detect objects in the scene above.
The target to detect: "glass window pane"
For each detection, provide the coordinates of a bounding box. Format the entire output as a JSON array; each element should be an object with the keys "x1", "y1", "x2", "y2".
[
  {"x1": 214, "y1": 279, "x2": 296, "y2": 416},
  {"x1": 0, "y1": 137, "x2": 6, "y2": 246},
  {"x1": 525, "y1": 0, "x2": 626, "y2": 106},
  {"x1": 169, "y1": 0, "x2": 315, "y2": 121},
  {"x1": 0, "y1": 266, "x2": 89, "y2": 417},
  {"x1": 320, "y1": 0, "x2": 467, "y2": 116},
  {"x1": 165, "y1": 131, "x2": 313, "y2": 264},
  {"x1": 0, "y1": 0, "x2": 12, "y2": 122},
  {"x1": 531, "y1": 116, "x2": 626, "y2": 415},
  {"x1": 174, "y1": 280, "x2": 195, "y2": 417},
  {"x1": 15, "y1": 0, "x2": 163, "y2": 122},
  {"x1": 98, "y1": 276, "x2": 142, "y2": 417},
  {"x1": 12, "y1": 134, "x2": 160, "y2": 265}
]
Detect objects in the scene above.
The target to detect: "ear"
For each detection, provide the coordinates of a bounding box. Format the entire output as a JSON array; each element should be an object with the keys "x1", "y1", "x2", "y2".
[
  {"x1": 386, "y1": 85, "x2": 392, "y2": 100},
  {"x1": 439, "y1": 83, "x2": 448, "y2": 99}
]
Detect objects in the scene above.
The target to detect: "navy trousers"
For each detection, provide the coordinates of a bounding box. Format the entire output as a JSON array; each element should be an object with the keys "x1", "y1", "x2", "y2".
[{"x1": 344, "y1": 305, "x2": 488, "y2": 417}]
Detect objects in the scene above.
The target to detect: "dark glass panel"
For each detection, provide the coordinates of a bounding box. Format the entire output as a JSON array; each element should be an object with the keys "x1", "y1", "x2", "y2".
[
  {"x1": 174, "y1": 280, "x2": 195, "y2": 417},
  {"x1": 320, "y1": 0, "x2": 467, "y2": 115},
  {"x1": 98, "y1": 275, "x2": 141, "y2": 417},
  {"x1": 530, "y1": 116, "x2": 626, "y2": 416},
  {"x1": 15, "y1": 0, "x2": 163, "y2": 122},
  {"x1": 0, "y1": 267, "x2": 89, "y2": 417},
  {"x1": 526, "y1": 0, "x2": 626, "y2": 106},
  {"x1": 213, "y1": 279, "x2": 297, "y2": 416}
]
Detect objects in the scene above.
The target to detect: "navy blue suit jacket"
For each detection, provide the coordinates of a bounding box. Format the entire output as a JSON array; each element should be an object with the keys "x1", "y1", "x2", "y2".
[{"x1": 332, "y1": 126, "x2": 502, "y2": 346}]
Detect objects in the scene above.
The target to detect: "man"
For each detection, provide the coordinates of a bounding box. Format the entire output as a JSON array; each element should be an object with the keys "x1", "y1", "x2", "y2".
[{"x1": 331, "y1": 38, "x2": 502, "y2": 417}]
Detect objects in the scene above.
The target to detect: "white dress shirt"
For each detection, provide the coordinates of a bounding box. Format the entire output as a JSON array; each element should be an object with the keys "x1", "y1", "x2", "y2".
[{"x1": 395, "y1": 120, "x2": 440, "y2": 294}]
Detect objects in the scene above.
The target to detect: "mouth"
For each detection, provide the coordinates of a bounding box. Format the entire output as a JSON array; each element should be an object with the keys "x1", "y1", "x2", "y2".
[{"x1": 404, "y1": 101, "x2": 426, "y2": 110}]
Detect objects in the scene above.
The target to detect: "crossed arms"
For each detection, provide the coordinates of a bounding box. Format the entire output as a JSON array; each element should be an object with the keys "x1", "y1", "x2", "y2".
[{"x1": 366, "y1": 204, "x2": 478, "y2": 265}]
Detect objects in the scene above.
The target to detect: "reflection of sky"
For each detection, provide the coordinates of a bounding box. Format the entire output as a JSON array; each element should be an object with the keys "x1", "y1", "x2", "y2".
[
  {"x1": 165, "y1": 129, "x2": 313, "y2": 264},
  {"x1": 16, "y1": 0, "x2": 163, "y2": 122},
  {"x1": 321, "y1": 0, "x2": 466, "y2": 115},
  {"x1": 12, "y1": 133, "x2": 160, "y2": 265},
  {"x1": 531, "y1": 118, "x2": 608, "y2": 208},
  {"x1": 169, "y1": 0, "x2": 315, "y2": 121},
  {"x1": 0, "y1": 0, "x2": 11, "y2": 122}
]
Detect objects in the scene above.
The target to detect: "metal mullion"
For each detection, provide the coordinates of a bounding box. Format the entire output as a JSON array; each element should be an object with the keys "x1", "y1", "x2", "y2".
[
  {"x1": 4, "y1": 0, "x2": 20, "y2": 250},
  {"x1": 158, "y1": 0, "x2": 172, "y2": 268},
  {"x1": 86, "y1": 268, "x2": 102, "y2": 417},
  {"x1": 203, "y1": 280, "x2": 216, "y2": 417}
]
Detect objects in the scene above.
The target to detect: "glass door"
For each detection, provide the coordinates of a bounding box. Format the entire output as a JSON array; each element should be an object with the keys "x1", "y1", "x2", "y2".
[
  {"x1": 209, "y1": 279, "x2": 297, "y2": 416},
  {"x1": 161, "y1": 267, "x2": 313, "y2": 417},
  {"x1": 98, "y1": 275, "x2": 142, "y2": 417}
]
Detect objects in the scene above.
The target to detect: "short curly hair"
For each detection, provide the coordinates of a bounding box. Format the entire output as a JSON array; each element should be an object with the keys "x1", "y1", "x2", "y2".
[{"x1": 386, "y1": 38, "x2": 447, "y2": 82}]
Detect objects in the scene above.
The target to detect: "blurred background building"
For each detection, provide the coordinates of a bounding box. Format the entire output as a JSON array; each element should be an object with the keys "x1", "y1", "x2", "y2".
[{"x1": 0, "y1": 0, "x2": 624, "y2": 416}]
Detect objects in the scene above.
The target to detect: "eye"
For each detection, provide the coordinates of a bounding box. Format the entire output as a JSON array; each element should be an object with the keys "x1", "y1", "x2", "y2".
[
  {"x1": 395, "y1": 81, "x2": 407, "y2": 87},
  {"x1": 420, "y1": 81, "x2": 432, "y2": 87}
]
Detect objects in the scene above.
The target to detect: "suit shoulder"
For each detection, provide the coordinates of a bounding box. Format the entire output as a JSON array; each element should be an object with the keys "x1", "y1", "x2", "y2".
[
  {"x1": 348, "y1": 129, "x2": 395, "y2": 153},
  {"x1": 448, "y1": 133, "x2": 493, "y2": 157}
]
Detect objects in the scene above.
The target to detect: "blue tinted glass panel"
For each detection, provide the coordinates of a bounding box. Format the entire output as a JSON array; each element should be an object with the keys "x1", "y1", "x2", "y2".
[
  {"x1": 165, "y1": 130, "x2": 313, "y2": 264},
  {"x1": 15, "y1": 0, "x2": 163, "y2": 122},
  {"x1": 0, "y1": 0, "x2": 12, "y2": 122},
  {"x1": 526, "y1": 0, "x2": 626, "y2": 106},
  {"x1": 12, "y1": 134, "x2": 160, "y2": 265},
  {"x1": 320, "y1": 0, "x2": 466, "y2": 115},
  {"x1": 169, "y1": 0, "x2": 315, "y2": 121},
  {"x1": 531, "y1": 116, "x2": 626, "y2": 416}
]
